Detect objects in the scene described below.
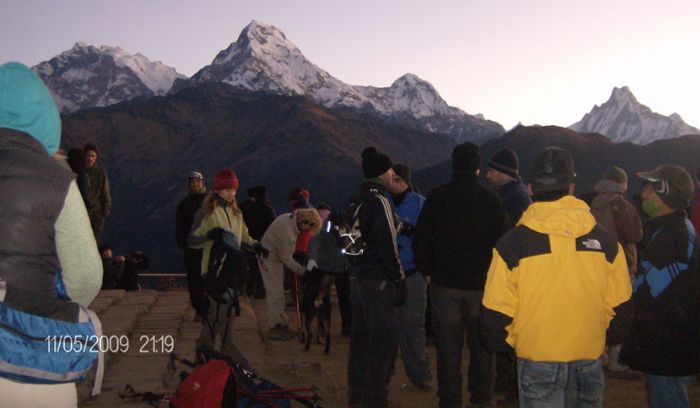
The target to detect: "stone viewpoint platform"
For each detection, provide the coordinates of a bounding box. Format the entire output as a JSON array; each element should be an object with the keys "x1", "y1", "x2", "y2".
[{"x1": 77, "y1": 289, "x2": 700, "y2": 408}]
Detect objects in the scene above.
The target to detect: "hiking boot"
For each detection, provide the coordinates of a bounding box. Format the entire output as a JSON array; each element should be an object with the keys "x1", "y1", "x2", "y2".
[
  {"x1": 265, "y1": 324, "x2": 295, "y2": 340},
  {"x1": 411, "y1": 380, "x2": 434, "y2": 392},
  {"x1": 607, "y1": 368, "x2": 642, "y2": 380}
]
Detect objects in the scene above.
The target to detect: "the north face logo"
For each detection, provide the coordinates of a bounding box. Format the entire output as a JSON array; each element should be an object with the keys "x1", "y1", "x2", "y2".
[{"x1": 582, "y1": 238, "x2": 601, "y2": 250}]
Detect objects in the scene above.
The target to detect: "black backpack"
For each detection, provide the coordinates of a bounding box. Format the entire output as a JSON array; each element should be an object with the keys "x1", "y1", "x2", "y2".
[
  {"x1": 205, "y1": 240, "x2": 249, "y2": 304},
  {"x1": 339, "y1": 192, "x2": 380, "y2": 263}
]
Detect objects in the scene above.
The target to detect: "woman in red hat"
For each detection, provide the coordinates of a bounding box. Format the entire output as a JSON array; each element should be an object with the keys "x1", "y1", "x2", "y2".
[{"x1": 188, "y1": 168, "x2": 268, "y2": 365}]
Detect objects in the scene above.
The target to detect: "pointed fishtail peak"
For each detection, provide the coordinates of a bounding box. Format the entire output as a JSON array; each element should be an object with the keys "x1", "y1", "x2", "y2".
[
  {"x1": 608, "y1": 86, "x2": 639, "y2": 106},
  {"x1": 570, "y1": 86, "x2": 700, "y2": 143}
]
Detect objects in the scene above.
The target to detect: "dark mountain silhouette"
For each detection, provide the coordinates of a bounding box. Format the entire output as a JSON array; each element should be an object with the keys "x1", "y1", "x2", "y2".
[
  {"x1": 60, "y1": 82, "x2": 455, "y2": 272},
  {"x1": 414, "y1": 125, "x2": 700, "y2": 197}
]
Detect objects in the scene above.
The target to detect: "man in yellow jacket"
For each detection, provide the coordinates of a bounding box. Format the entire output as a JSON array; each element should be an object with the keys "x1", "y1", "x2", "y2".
[{"x1": 480, "y1": 147, "x2": 632, "y2": 408}]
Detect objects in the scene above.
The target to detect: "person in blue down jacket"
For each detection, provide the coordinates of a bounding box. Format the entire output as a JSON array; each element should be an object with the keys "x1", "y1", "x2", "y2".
[
  {"x1": 0, "y1": 62, "x2": 102, "y2": 407},
  {"x1": 387, "y1": 164, "x2": 432, "y2": 392}
]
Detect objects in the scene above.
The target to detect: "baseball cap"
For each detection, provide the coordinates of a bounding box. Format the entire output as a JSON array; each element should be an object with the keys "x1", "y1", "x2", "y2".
[{"x1": 531, "y1": 147, "x2": 576, "y2": 191}]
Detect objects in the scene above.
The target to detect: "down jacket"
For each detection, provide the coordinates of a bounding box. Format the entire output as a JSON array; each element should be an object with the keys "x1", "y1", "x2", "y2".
[{"x1": 261, "y1": 208, "x2": 322, "y2": 274}]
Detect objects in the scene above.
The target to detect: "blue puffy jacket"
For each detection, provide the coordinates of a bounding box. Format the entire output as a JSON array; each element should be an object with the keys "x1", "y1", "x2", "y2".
[{"x1": 389, "y1": 191, "x2": 425, "y2": 273}]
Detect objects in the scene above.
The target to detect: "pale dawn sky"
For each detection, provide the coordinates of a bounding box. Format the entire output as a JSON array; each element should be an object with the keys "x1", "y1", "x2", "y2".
[{"x1": 1, "y1": 0, "x2": 698, "y2": 130}]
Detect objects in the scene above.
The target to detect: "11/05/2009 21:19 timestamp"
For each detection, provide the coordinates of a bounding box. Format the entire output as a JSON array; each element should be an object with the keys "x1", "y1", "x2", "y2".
[{"x1": 45, "y1": 335, "x2": 175, "y2": 354}]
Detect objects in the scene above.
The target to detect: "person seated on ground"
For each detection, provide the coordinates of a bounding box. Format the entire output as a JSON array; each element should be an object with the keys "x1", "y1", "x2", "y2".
[
  {"x1": 119, "y1": 251, "x2": 149, "y2": 291},
  {"x1": 99, "y1": 244, "x2": 125, "y2": 290}
]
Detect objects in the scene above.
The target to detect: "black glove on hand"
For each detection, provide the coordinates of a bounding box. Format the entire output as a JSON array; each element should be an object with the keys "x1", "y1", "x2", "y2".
[
  {"x1": 398, "y1": 222, "x2": 415, "y2": 236},
  {"x1": 293, "y1": 251, "x2": 309, "y2": 266},
  {"x1": 393, "y1": 279, "x2": 407, "y2": 307},
  {"x1": 253, "y1": 243, "x2": 270, "y2": 258},
  {"x1": 207, "y1": 227, "x2": 226, "y2": 242}
]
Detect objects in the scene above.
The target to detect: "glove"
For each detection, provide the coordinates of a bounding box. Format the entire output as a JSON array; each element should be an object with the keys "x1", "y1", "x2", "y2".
[
  {"x1": 393, "y1": 279, "x2": 407, "y2": 307},
  {"x1": 253, "y1": 243, "x2": 269, "y2": 258},
  {"x1": 306, "y1": 259, "x2": 318, "y2": 272},
  {"x1": 293, "y1": 251, "x2": 309, "y2": 266},
  {"x1": 207, "y1": 227, "x2": 226, "y2": 242},
  {"x1": 398, "y1": 222, "x2": 414, "y2": 236}
]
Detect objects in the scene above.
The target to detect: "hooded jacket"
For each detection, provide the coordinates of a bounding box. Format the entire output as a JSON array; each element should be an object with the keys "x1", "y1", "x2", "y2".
[
  {"x1": 590, "y1": 179, "x2": 643, "y2": 277},
  {"x1": 480, "y1": 196, "x2": 632, "y2": 361}
]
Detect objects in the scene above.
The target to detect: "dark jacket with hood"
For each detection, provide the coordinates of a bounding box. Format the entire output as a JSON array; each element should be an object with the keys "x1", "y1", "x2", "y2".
[
  {"x1": 349, "y1": 180, "x2": 403, "y2": 282},
  {"x1": 413, "y1": 171, "x2": 508, "y2": 290},
  {"x1": 621, "y1": 211, "x2": 700, "y2": 376}
]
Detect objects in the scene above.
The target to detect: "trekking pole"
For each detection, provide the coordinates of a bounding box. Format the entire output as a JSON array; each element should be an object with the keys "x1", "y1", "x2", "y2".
[{"x1": 294, "y1": 273, "x2": 303, "y2": 341}]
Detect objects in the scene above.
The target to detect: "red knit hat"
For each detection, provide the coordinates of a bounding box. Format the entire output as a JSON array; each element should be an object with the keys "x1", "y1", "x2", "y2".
[{"x1": 213, "y1": 168, "x2": 239, "y2": 191}]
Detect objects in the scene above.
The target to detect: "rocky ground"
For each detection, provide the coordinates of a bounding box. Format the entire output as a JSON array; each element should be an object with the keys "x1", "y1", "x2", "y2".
[{"x1": 78, "y1": 289, "x2": 700, "y2": 407}]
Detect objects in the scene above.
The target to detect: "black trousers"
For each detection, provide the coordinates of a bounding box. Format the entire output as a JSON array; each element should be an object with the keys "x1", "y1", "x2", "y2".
[{"x1": 334, "y1": 271, "x2": 352, "y2": 333}]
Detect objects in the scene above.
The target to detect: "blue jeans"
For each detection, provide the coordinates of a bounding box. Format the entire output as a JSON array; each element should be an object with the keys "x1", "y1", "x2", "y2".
[
  {"x1": 646, "y1": 374, "x2": 691, "y2": 408},
  {"x1": 518, "y1": 357, "x2": 604, "y2": 408},
  {"x1": 397, "y1": 272, "x2": 431, "y2": 384}
]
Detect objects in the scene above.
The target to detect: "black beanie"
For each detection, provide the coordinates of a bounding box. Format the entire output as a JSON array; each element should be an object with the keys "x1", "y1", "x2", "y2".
[
  {"x1": 452, "y1": 142, "x2": 480, "y2": 173},
  {"x1": 362, "y1": 146, "x2": 393, "y2": 178},
  {"x1": 488, "y1": 148, "x2": 519, "y2": 178}
]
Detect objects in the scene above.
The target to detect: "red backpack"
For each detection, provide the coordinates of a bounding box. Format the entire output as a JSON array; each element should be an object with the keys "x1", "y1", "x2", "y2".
[{"x1": 170, "y1": 359, "x2": 236, "y2": 408}]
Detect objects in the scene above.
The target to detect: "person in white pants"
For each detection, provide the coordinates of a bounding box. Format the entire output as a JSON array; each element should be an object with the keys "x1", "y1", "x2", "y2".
[{"x1": 259, "y1": 205, "x2": 321, "y2": 340}]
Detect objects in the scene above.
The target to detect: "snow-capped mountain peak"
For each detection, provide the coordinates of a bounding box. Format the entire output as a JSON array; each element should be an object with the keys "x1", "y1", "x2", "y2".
[
  {"x1": 570, "y1": 86, "x2": 699, "y2": 144},
  {"x1": 608, "y1": 86, "x2": 639, "y2": 106},
  {"x1": 34, "y1": 43, "x2": 185, "y2": 113},
  {"x1": 187, "y1": 21, "x2": 504, "y2": 143}
]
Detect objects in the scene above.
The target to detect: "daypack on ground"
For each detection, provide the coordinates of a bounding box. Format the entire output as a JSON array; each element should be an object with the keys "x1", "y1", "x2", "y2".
[{"x1": 170, "y1": 346, "x2": 320, "y2": 408}]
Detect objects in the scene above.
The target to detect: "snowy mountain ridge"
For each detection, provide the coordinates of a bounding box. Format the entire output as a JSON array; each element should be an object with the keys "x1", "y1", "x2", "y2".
[
  {"x1": 178, "y1": 20, "x2": 503, "y2": 142},
  {"x1": 34, "y1": 42, "x2": 185, "y2": 113},
  {"x1": 570, "y1": 86, "x2": 699, "y2": 144}
]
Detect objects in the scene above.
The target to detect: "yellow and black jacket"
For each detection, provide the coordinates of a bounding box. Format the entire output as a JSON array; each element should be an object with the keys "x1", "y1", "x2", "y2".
[{"x1": 480, "y1": 196, "x2": 632, "y2": 362}]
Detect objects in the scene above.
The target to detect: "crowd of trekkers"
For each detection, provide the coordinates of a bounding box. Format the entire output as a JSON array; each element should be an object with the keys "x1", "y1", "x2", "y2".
[
  {"x1": 173, "y1": 144, "x2": 699, "y2": 408},
  {"x1": 1, "y1": 61, "x2": 699, "y2": 408}
]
